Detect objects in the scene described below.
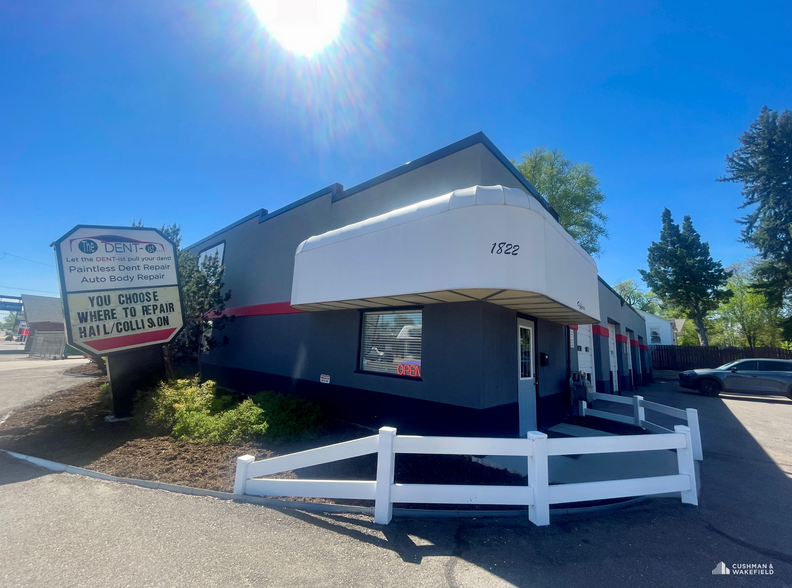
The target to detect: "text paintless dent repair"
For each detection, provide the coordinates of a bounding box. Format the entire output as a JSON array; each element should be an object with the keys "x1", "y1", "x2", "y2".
[{"x1": 53, "y1": 226, "x2": 185, "y2": 355}]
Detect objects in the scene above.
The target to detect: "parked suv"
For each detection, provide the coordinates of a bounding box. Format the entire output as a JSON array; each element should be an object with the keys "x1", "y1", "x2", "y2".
[{"x1": 679, "y1": 359, "x2": 792, "y2": 397}]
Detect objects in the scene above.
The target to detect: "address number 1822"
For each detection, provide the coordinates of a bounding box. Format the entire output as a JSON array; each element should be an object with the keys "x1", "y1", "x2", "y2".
[{"x1": 491, "y1": 242, "x2": 519, "y2": 255}]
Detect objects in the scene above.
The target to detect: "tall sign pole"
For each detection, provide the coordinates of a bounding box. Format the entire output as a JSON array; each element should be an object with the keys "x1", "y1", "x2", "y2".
[{"x1": 53, "y1": 226, "x2": 184, "y2": 419}]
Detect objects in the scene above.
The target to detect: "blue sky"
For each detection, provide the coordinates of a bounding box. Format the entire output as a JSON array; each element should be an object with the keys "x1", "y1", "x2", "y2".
[{"x1": 1, "y1": 0, "x2": 790, "y2": 308}]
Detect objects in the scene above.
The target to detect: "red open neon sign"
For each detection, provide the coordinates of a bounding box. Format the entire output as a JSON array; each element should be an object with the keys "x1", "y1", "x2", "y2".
[{"x1": 397, "y1": 361, "x2": 421, "y2": 378}]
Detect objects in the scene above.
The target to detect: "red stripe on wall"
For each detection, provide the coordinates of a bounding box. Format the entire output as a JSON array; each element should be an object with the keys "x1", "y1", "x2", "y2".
[
  {"x1": 568, "y1": 325, "x2": 578, "y2": 330},
  {"x1": 640, "y1": 344, "x2": 648, "y2": 351},
  {"x1": 615, "y1": 334, "x2": 628, "y2": 344},
  {"x1": 222, "y1": 301, "x2": 306, "y2": 318},
  {"x1": 630, "y1": 339, "x2": 640, "y2": 347},
  {"x1": 592, "y1": 325, "x2": 610, "y2": 337},
  {"x1": 85, "y1": 328, "x2": 177, "y2": 352}
]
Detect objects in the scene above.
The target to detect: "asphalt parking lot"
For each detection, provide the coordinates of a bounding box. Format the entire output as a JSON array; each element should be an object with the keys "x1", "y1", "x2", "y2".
[
  {"x1": 0, "y1": 347, "x2": 89, "y2": 417},
  {"x1": 1, "y1": 371, "x2": 790, "y2": 587}
]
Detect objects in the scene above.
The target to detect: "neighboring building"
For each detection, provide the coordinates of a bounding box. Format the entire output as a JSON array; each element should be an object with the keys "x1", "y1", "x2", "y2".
[
  {"x1": 187, "y1": 132, "x2": 650, "y2": 436},
  {"x1": 21, "y1": 294, "x2": 66, "y2": 354},
  {"x1": 636, "y1": 309, "x2": 682, "y2": 346}
]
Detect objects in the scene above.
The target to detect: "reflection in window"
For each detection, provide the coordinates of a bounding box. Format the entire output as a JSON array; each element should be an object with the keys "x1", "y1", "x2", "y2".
[
  {"x1": 198, "y1": 243, "x2": 225, "y2": 267},
  {"x1": 360, "y1": 310, "x2": 422, "y2": 377},
  {"x1": 520, "y1": 326, "x2": 532, "y2": 379}
]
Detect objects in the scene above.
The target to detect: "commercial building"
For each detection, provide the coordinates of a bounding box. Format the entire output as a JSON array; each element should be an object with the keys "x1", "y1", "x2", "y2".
[
  {"x1": 188, "y1": 133, "x2": 650, "y2": 436},
  {"x1": 20, "y1": 294, "x2": 66, "y2": 355}
]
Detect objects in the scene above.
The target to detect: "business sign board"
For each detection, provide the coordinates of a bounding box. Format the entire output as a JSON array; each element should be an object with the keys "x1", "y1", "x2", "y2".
[
  {"x1": 53, "y1": 226, "x2": 184, "y2": 355},
  {"x1": 0, "y1": 296, "x2": 23, "y2": 312}
]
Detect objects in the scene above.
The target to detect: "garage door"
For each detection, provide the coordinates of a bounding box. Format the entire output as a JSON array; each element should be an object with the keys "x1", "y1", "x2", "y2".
[
  {"x1": 608, "y1": 322, "x2": 619, "y2": 393},
  {"x1": 626, "y1": 331, "x2": 634, "y2": 388},
  {"x1": 577, "y1": 324, "x2": 596, "y2": 384}
]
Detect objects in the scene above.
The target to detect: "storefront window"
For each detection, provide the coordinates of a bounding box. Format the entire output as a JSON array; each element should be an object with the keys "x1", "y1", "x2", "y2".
[{"x1": 360, "y1": 310, "x2": 422, "y2": 378}]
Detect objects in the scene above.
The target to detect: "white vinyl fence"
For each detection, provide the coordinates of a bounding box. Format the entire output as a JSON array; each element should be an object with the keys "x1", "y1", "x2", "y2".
[
  {"x1": 579, "y1": 393, "x2": 703, "y2": 461},
  {"x1": 234, "y1": 420, "x2": 699, "y2": 526}
]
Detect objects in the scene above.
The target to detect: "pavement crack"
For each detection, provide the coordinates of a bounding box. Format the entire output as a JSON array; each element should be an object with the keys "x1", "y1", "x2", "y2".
[
  {"x1": 705, "y1": 523, "x2": 792, "y2": 565},
  {"x1": 443, "y1": 523, "x2": 471, "y2": 588}
]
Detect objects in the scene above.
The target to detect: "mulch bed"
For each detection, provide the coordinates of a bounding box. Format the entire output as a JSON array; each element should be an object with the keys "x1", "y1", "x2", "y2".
[
  {"x1": 0, "y1": 379, "x2": 524, "y2": 500},
  {"x1": 63, "y1": 362, "x2": 106, "y2": 376}
]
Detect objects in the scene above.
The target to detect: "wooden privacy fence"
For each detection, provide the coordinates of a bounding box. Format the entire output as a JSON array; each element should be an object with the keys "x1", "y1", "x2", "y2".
[
  {"x1": 651, "y1": 345, "x2": 792, "y2": 371},
  {"x1": 234, "y1": 418, "x2": 700, "y2": 526}
]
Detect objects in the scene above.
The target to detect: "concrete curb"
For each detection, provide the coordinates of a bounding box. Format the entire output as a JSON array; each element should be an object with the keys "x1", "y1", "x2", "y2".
[
  {"x1": 1, "y1": 448, "x2": 373, "y2": 515},
  {"x1": 1, "y1": 448, "x2": 651, "y2": 520}
]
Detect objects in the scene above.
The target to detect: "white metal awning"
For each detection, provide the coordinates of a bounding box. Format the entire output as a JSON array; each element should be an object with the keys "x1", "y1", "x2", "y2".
[{"x1": 291, "y1": 185, "x2": 600, "y2": 324}]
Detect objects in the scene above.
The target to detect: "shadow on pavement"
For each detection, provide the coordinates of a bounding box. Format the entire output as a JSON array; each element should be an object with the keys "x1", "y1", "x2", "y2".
[
  {"x1": 0, "y1": 452, "x2": 51, "y2": 487},
  {"x1": 275, "y1": 376, "x2": 792, "y2": 586}
]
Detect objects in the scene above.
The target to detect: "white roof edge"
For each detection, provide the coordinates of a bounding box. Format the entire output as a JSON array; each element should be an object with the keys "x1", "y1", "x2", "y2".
[{"x1": 295, "y1": 185, "x2": 596, "y2": 270}]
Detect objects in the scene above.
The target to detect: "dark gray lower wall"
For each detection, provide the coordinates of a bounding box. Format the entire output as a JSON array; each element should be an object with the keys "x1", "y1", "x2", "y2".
[
  {"x1": 207, "y1": 301, "x2": 519, "y2": 411},
  {"x1": 202, "y1": 301, "x2": 574, "y2": 433},
  {"x1": 203, "y1": 363, "x2": 520, "y2": 436}
]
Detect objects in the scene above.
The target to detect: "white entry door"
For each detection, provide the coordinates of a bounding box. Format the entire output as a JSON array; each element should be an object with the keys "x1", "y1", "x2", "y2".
[
  {"x1": 576, "y1": 324, "x2": 596, "y2": 384},
  {"x1": 518, "y1": 318, "x2": 536, "y2": 435},
  {"x1": 608, "y1": 322, "x2": 619, "y2": 393}
]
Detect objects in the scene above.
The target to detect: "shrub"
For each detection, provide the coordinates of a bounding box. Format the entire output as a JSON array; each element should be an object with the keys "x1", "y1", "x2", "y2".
[
  {"x1": 98, "y1": 382, "x2": 112, "y2": 411},
  {"x1": 252, "y1": 391, "x2": 325, "y2": 443},
  {"x1": 171, "y1": 398, "x2": 268, "y2": 444},
  {"x1": 140, "y1": 378, "x2": 267, "y2": 444},
  {"x1": 136, "y1": 380, "x2": 324, "y2": 445}
]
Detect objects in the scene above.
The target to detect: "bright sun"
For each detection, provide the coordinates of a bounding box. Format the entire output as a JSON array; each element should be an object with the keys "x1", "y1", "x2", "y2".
[{"x1": 248, "y1": 0, "x2": 348, "y2": 57}]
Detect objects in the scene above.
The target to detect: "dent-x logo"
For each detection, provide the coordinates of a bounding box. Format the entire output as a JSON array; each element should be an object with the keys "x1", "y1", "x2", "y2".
[
  {"x1": 69, "y1": 234, "x2": 165, "y2": 254},
  {"x1": 78, "y1": 240, "x2": 98, "y2": 254}
]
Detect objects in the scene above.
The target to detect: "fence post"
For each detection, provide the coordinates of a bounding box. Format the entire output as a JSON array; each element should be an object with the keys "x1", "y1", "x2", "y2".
[
  {"x1": 674, "y1": 425, "x2": 698, "y2": 505},
  {"x1": 527, "y1": 431, "x2": 550, "y2": 526},
  {"x1": 686, "y1": 408, "x2": 703, "y2": 461},
  {"x1": 374, "y1": 427, "x2": 397, "y2": 525},
  {"x1": 233, "y1": 454, "x2": 255, "y2": 495},
  {"x1": 633, "y1": 395, "x2": 645, "y2": 427}
]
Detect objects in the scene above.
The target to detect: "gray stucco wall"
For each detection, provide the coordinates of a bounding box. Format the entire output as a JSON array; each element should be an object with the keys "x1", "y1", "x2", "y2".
[
  {"x1": 190, "y1": 141, "x2": 578, "y2": 426},
  {"x1": 204, "y1": 300, "x2": 518, "y2": 410},
  {"x1": 195, "y1": 144, "x2": 539, "y2": 309}
]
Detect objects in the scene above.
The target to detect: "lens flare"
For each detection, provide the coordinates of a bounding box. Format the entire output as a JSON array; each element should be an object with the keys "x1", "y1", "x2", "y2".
[{"x1": 248, "y1": 0, "x2": 347, "y2": 57}]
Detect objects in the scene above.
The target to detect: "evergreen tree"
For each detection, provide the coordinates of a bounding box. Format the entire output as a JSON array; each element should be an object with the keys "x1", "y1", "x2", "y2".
[
  {"x1": 515, "y1": 147, "x2": 608, "y2": 257},
  {"x1": 639, "y1": 209, "x2": 732, "y2": 345},
  {"x1": 133, "y1": 221, "x2": 232, "y2": 378},
  {"x1": 719, "y1": 106, "x2": 792, "y2": 334}
]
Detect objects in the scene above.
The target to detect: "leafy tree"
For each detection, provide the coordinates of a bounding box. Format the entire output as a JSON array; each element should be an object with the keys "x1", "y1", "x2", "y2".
[
  {"x1": 0, "y1": 312, "x2": 17, "y2": 331},
  {"x1": 711, "y1": 261, "x2": 783, "y2": 349},
  {"x1": 133, "y1": 222, "x2": 233, "y2": 379},
  {"x1": 613, "y1": 279, "x2": 661, "y2": 314},
  {"x1": 639, "y1": 209, "x2": 732, "y2": 345},
  {"x1": 677, "y1": 320, "x2": 703, "y2": 346},
  {"x1": 515, "y1": 147, "x2": 608, "y2": 257},
  {"x1": 719, "y1": 106, "x2": 792, "y2": 335}
]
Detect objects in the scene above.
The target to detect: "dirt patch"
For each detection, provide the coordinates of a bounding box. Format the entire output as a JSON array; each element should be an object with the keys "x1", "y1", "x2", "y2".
[
  {"x1": 64, "y1": 362, "x2": 105, "y2": 376},
  {"x1": 0, "y1": 379, "x2": 524, "y2": 498}
]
